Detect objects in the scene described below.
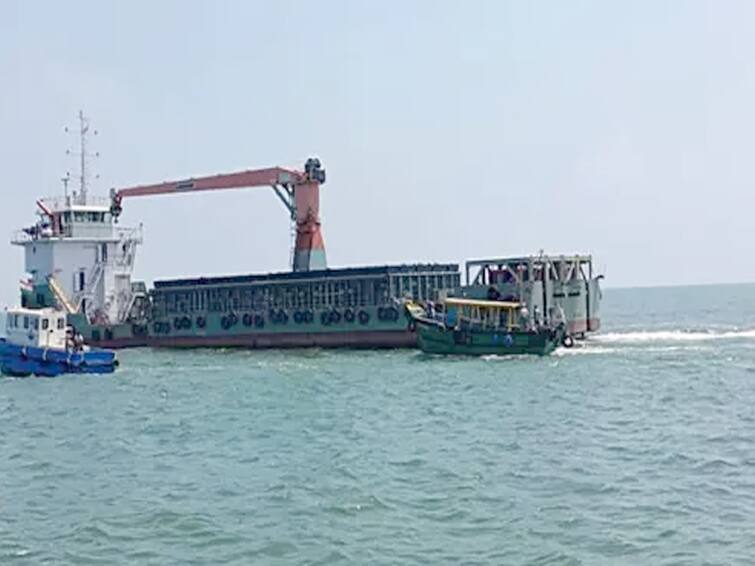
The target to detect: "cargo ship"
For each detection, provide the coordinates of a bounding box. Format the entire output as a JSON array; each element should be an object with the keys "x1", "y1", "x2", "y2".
[{"x1": 9, "y1": 113, "x2": 602, "y2": 349}]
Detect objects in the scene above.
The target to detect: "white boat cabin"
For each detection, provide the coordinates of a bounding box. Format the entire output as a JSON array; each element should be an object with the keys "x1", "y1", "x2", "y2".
[{"x1": 4, "y1": 307, "x2": 68, "y2": 350}]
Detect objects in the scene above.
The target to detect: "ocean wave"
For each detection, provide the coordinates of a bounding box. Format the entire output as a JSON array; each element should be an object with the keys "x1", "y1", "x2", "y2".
[{"x1": 553, "y1": 346, "x2": 620, "y2": 356}]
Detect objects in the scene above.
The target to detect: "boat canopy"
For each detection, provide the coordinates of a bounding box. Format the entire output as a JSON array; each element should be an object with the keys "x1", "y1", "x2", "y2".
[
  {"x1": 444, "y1": 297, "x2": 522, "y2": 310},
  {"x1": 440, "y1": 297, "x2": 523, "y2": 330},
  {"x1": 4, "y1": 307, "x2": 68, "y2": 350}
]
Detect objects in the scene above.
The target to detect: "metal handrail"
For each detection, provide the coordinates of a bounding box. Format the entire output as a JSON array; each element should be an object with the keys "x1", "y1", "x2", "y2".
[
  {"x1": 10, "y1": 224, "x2": 142, "y2": 245},
  {"x1": 10, "y1": 231, "x2": 32, "y2": 244},
  {"x1": 39, "y1": 195, "x2": 111, "y2": 210}
]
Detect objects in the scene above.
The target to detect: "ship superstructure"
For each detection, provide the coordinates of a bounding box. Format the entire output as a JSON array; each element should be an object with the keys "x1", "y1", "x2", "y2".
[
  {"x1": 12, "y1": 112, "x2": 147, "y2": 335},
  {"x1": 459, "y1": 254, "x2": 602, "y2": 337}
]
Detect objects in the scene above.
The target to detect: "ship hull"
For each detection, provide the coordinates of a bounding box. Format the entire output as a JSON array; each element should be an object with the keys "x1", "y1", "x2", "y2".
[
  {"x1": 90, "y1": 336, "x2": 149, "y2": 349},
  {"x1": 568, "y1": 318, "x2": 601, "y2": 337},
  {"x1": 75, "y1": 308, "x2": 420, "y2": 351},
  {"x1": 416, "y1": 321, "x2": 564, "y2": 356},
  {"x1": 129, "y1": 264, "x2": 460, "y2": 351},
  {"x1": 0, "y1": 338, "x2": 118, "y2": 377},
  {"x1": 146, "y1": 329, "x2": 416, "y2": 349}
]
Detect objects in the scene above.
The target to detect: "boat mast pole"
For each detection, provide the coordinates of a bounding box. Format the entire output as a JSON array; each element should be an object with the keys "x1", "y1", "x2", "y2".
[
  {"x1": 62, "y1": 174, "x2": 70, "y2": 200},
  {"x1": 79, "y1": 110, "x2": 88, "y2": 205}
]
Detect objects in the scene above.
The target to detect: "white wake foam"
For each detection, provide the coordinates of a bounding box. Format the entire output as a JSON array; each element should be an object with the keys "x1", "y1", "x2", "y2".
[
  {"x1": 592, "y1": 329, "x2": 755, "y2": 344},
  {"x1": 553, "y1": 345, "x2": 621, "y2": 356}
]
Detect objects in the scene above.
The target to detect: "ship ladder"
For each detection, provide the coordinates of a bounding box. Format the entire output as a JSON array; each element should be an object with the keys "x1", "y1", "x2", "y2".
[{"x1": 47, "y1": 276, "x2": 78, "y2": 314}]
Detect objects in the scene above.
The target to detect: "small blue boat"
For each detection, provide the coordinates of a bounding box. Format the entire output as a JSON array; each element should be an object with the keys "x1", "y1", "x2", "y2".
[{"x1": 1, "y1": 308, "x2": 118, "y2": 377}]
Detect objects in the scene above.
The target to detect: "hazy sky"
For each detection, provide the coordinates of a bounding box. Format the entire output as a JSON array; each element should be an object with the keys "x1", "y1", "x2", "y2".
[{"x1": 2, "y1": 1, "x2": 754, "y2": 306}]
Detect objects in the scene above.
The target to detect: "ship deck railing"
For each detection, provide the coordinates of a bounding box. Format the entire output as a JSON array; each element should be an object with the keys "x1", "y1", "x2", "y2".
[
  {"x1": 10, "y1": 230, "x2": 34, "y2": 245},
  {"x1": 10, "y1": 225, "x2": 142, "y2": 245},
  {"x1": 40, "y1": 195, "x2": 111, "y2": 211}
]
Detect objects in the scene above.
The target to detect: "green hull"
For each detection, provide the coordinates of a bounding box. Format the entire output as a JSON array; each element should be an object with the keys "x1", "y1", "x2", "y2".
[
  {"x1": 145, "y1": 305, "x2": 413, "y2": 348},
  {"x1": 416, "y1": 321, "x2": 564, "y2": 356}
]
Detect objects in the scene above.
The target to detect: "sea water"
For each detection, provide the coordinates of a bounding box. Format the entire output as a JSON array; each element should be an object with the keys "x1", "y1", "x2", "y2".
[{"x1": 1, "y1": 284, "x2": 755, "y2": 565}]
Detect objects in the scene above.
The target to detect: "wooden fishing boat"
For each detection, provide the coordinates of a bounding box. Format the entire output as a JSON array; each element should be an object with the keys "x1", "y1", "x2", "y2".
[{"x1": 405, "y1": 297, "x2": 565, "y2": 356}]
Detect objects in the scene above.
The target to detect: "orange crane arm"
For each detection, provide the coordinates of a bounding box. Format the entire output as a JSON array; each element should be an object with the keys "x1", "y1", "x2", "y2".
[
  {"x1": 109, "y1": 165, "x2": 314, "y2": 216},
  {"x1": 108, "y1": 158, "x2": 328, "y2": 272},
  {"x1": 111, "y1": 167, "x2": 305, "y2": 198}
]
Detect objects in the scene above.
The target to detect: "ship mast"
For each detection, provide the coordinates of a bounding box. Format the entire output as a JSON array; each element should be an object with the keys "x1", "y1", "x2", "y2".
[
  {"x1": 62, "y1": 173, "x2": 70, "y2": 200},
  {"x1": 65, "y1": 110, "x2": 98, "y2": 205},
  {"x1": 79, "y1": 110, "x2": 88, "y2": 204}
]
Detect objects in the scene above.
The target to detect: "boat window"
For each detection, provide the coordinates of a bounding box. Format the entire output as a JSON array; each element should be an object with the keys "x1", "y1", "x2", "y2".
[
  {"x1": 57, "y1": 318, "x2": 65, "y2": 330},
  {"x1": 74, "y1": 212, "x2": 85, "y2": 222},
  {"x1": 23, "y1": 316, "x2": 29, "y2": 329},
  {"x1": 14, "y1": 314, "x2": 19, "y2": 328},
  {"x1": 42, "y1": 318, "x2": 49, "y2": 330},
  {"x1": 32, "y1": 318, "x2": 39, "y2": 330},
  {"x1": 63, "y1": 211, "x2": 71, "y2": 222}
]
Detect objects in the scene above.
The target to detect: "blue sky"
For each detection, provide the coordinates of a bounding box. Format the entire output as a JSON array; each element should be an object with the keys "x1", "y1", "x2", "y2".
[{"x1": 1, "y1": 1, "x2": 754, "y2": 305}]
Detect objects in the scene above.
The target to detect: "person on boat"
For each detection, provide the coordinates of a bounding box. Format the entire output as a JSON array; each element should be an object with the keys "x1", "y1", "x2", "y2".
[
  {"x1": 72, "y1": 330, "x2": 84, "y2": 352},
  {"x1": 519, "y1": 306, "x2": 530, "y2": 330},
  {"x1": 533, "y1": 305, "x2": 545, "y2": 329},
  {"x1": 549, "y1": 305, "x2": 566, "y2": 329},
  {"x1": 426, "y1": 300, "x2": 436, "y2": 320},
  {"x1": 487, "y1": 286, "x2": 501, "y2": 301},
  {"x1": 65, "y1": 327, "x2": 74, "y2": 352}
]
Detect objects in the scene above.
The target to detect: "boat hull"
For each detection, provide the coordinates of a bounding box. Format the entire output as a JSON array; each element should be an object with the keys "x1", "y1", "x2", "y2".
[
  {"x1": 82, "y1": 307, "x2": 419, "y2": 350},
  {"x1": 415, "y1": 322, "x2": 564, "y2": 356},
  {"x1": 0, "y1": 339, "x2": 118, "y2": 377},
  {"x1": 146, "y1": 329, "x2": 416, "y2": 349}
]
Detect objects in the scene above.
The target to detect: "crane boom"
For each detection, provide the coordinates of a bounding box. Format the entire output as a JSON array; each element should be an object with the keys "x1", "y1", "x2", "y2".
[
  {"x1": 109, "y1": 158, "x2": 327, "y2": 272},
  {"x1": 111, "y1": 167, "x2": 305, "y2": 198}
]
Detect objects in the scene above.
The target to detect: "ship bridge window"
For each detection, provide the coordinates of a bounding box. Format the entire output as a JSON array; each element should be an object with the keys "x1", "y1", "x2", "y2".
[
  {"x1": 57, "y1": 318, "x2": 65, "y2": 330},
  {"x1": 23, "y1": 316, "x2": 29, "y2": 329},
  {"x1": 42, "y1": 319, "x2": 49, "y2": 331}
]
